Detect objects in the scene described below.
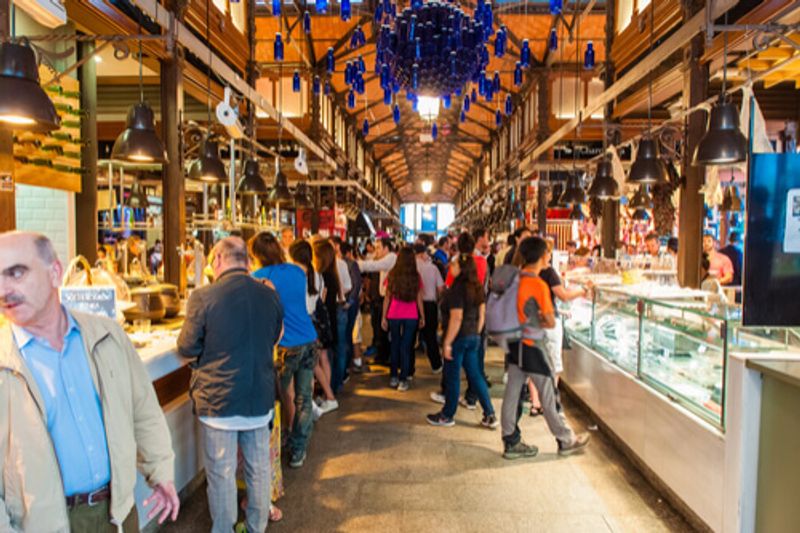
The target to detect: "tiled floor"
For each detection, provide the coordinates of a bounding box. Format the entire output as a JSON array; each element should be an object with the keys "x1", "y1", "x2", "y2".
[{"x1": 163, "y1": 347, "x2": 695, "y2": 533}]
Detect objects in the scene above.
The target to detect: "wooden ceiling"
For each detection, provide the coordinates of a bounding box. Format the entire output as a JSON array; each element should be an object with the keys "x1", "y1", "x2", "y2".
[{"x1": 255, "y1": 1, "x2": 606, "y2": 200}]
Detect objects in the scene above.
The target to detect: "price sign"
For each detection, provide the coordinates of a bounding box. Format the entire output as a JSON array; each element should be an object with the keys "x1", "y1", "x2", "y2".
[{"x1": 60, "y1": 287, "x2": 116, "y2": 319}]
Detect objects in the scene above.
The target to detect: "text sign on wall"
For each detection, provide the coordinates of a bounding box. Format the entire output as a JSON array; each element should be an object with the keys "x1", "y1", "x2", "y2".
[{"x1": 60, "y1": 287, "x2": 116, "y2": 319}]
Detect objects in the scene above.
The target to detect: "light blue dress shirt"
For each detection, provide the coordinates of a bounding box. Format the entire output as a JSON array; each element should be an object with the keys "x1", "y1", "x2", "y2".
[{"x1": 11, "y1": 309, "x2": 112, "y2": 496}]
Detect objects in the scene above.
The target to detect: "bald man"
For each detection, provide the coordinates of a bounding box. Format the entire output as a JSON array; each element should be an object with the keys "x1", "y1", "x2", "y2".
[
  {"x1": 178, "y1": 237, "x2": 284, "y2": 533},
  {"x1": 0, "y1": 231, "x2": 177, "y2": 532}
]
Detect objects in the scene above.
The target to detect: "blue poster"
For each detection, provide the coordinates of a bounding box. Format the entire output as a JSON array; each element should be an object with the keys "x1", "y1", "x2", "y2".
[{"x1": 421, "y1": 205, "x2": 437, "y2": 233}]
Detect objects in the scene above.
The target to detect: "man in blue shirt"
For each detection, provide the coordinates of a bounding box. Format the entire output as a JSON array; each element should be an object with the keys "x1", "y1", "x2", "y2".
[{"x1": 0, "y1": 232, "x2": 177, "y2": 531}]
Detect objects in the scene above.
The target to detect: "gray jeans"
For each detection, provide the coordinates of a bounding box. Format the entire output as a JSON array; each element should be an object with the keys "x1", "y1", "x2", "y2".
[
  {"x1": 202, "y1": 424, "x2": 272, "y2": 533},
  {"x1": 501, "y1": 363, "x2": 575, "y2": 448}
]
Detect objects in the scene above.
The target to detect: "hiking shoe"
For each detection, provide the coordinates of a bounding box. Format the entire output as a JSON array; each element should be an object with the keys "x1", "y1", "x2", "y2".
[
  {"x1": 558, "y1": 433, "x2": 591, "y2": 456},
  {"x1": 503, "y1": 441, "x2": 539, "y2": 460},
  {"x1": 481, "y1": 414, "x2": 499, "y2": 429},
  {"x1": 432, "y1": 365, "x2": 443, "y2": 375},
  {"x1": 459, "y1": 397, "x2": 477, "y2": 410},
  {"x1": 319, "y1": 399, "x2": 339, "y2": 415},
  {"x1": 430, "y1": 391, "x2": 445, "y2": 404},
  {"x1": 389, "y1": 377, "x2": 399, "y2": 388},
  {"x1": 289, "y1": 450, "x2": 307, "y2": 468},
  {"x1": 426, "y1": 413, "x2": 455, "y2": 427},
  {"x1": 397, "y1": 380, "x2": 409, "y2": 392}
]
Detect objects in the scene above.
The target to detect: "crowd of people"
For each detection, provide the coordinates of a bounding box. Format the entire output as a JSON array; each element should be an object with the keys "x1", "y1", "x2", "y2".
[{"x1": 0, "y1": 227, "x2": 604, "y2": 532}]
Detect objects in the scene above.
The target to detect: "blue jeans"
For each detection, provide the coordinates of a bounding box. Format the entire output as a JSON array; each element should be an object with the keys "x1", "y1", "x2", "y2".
[
  {"x1": 278, "y1": 343, "x2": 315, "y2": 456},
  {"x1": 443, "y1": 335, "x2": 494, "y2": 419},
  {"x1": 465, "y1": 331, "x2": 488, "y2": 404},
  {"x1": 332, "y1": 305, "x2": 350, "y2": 394},
  {"x1": 389, "y1": 318, "x2": 417, "y2": 381}
]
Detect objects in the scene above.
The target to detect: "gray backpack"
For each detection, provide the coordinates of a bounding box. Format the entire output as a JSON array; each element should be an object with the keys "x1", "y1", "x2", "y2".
[{"x1": 486, "y1": 265, "x2": 545, "y2": 352}]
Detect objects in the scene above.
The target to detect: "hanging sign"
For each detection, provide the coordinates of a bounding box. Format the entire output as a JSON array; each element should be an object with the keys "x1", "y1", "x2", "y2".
[{"x1": 60, "y1": 287, "x2": 116, "y2": 319}]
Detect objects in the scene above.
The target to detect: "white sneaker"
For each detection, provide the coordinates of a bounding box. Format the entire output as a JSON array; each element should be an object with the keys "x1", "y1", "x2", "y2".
[
  {"x1": 312, "y1": 402, "x2": 323, "y2": 421},
  {"x1": 397, "y1": 380, "x2": 409, "y2": 392},
  {"x1": 430, "y1": 391, "x2": 445, "y2": 404},
  {"x1": 319, "y1": 399, "x2": 339, "y2": 415}
]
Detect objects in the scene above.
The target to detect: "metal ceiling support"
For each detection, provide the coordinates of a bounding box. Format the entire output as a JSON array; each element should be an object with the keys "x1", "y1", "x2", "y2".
[{"x1": 131, "y1": 0, "x2": 336, "y2": 169}]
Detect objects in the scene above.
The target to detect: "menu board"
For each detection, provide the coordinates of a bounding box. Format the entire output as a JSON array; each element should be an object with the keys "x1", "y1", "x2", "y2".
[{"x1": 60, "y1": 287, "x2": 116, "y2": 319}]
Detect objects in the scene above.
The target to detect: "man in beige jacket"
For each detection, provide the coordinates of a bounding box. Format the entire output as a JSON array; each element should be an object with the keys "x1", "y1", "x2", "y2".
[{"x1": 0, "y1": 232, "x2": 178, "y2": 532}]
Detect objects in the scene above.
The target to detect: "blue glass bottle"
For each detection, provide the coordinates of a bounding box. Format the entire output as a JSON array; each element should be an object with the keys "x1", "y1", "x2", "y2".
[
  {"x1": 514, "y1": 62, "x2": 522, "y2": 86},
  {"x1": 324, "y1": 79, "x2": 331, "y2": 95},
  {"x1": 384, "y1": 87, "x2": 392, "y2": 105},
  {"x1": 505, "y1": 94, "x2": 512, "y2": 115},
  {"x1": 312, "y1": 76, "x2": 321, "y2": 95},
  {"x1": 292, "y1": 70, "x2": 301, "y2": 92},
  {"x1": 521, "y1": 39, "x2": 531, "y2": 68},
  {"x1": 272, "y1": 0, "x2": 281, "y2": 17},
  {"x1": 393, "y1": 103, "x2": 401, "y2": 123},
  {"x1": 303, "y1": 11, "x2": 311, "y2": 34},
  {"x1": 412, "y1": 63, "x2": 419, "y2": 90},
  {"x1": 274, "y1": 33, "x2": 284, "y2": 62},
  {"x1": 495, "y1": 109, "x2": 502, "y2": 126},
  {"x1": 316, "y1": 0, "x2": 328, "y2": 13},
  {"x1": 348, "y1": 90, "x2": 355, "y2": 108},
  {"x1": 460, "y1": 109, "x2": 466, "y2": 123},
  {"x1": 548, "y1": 28, "x2": 558, "y2": 51},
  {"x1": 431, "y1": 122, "x2": 438, "y2": 140},
  {"x1": 463, "y1": 96, "x2": 470, "y2": 112},
  {"x1": 362, "y1": 119, "x2": 369, "y2": 136},
  {"x1": 493, "y1": 70, "x2": 500, "y2": 92},
  {"x1": 584, "y1": 41, "x2": 595, "y2": 70},
  {"x1": 443, "y1": 94, "x2": 451, "y2": 109},
  {"x1": 341, "y1": 0, "x2": 351, "y2": 21},
  {"x1": 549, "y1": 0, "x2": 562, "y2": 15},
  {"x1": 326, "y1": 47, "x2": 335, "y2": 73}
]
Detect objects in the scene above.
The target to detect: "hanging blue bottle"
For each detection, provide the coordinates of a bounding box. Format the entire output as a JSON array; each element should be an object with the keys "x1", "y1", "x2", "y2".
[
  {"x1": 412, "y1": 96, "x2": 418, "y2": 112},
  {"x1": 584, "y1": 41, "x2": 595, "y2": 70},
  {"x1": 358, "y1": 55, "x2": 366, "y2": 73},
  {"x1": 292, "y1": 70, "x2": 301, "y2": 92},
  {"x1": 521, "y1": 39, "x2": 531, "y2": 68},
  {"x1": 381, "y1": 63, "x2": 390, "y2": 88},
  {"x1": 548, "y1": 28, "x2": 558, "y2": 51},
  {"x1": 412, "y1": 63, "x2": 419, "y2": 90},
  {"x1": 505, "y1": 94, "x2": 512, "y2": 115},
  {"x1": 460, "y1": 109, "x2": 466, "y2": 123},
  {"x1": 450, "y1": 51, "x2": 457, "y2": 76},
  {"x1": 393, "y1": 104, "x2": 401, "y2": 124},
  {"x1": 272, "y1": 0, "x2": 281, "y2": 17},
  {"x1": 383, "y1": 87, "x2": 392, "y2": 105},
  {"x1": 549, "y1": 0, "x2": 562, "y2": 15},
  {"x1": 495, "y1": 109, "x2": 502, "y2": 126},
  {"x1": 493, "y1": 71, "x2": 500, "y2": 92},
  {"x1": 274, "y1": 33, "x2": 284, "y2": 62},
  {"x1": 324, "y1": 79, "x2": 331, "y2": 95},
  {"x1": 471, "y1": 88, "x2": 477, "y2": 103},
  {"x1": 316, "y1": 0, "x2": 327, "y2": 13},
  {"x1": 431, "y1": 122, "x2": 438, "y2": 140},
  {"x1": 345, "y1": 62, "x2": 353, "y2": 85},
  {"x1": 463, "y1": 97, "x2": 470, "y2": 112},
  {"x1": 362, "y1": 119, "x2": 369, "y2": 136},
  {"x1": 326, "y1": 47, "x2": 335, "y2": 74},
  {"x1": 347, "y1": 90, "x2": 355, "y2": 108},
  {"x1": 303, "y1": 11, "x2": 311, "y2": 34},
  {"x1": 341, "y1": 0, "x2": 351, "y2": 21},
  {"x1": 415, "y1": 38, "x2": 421, "y2": 60},
  {"x1": 312, "y1": 76, "x2": 321, "y2": 95},
  {"x1": 443, "y1": 94, "x2": 451, "y2": 109},
  {"x1": 409, "y1": 14, "x2": 417, "y2": 40},
  {"x1": 514, "y1": 62, "x2": 522, "y2": 86},
  {"x1": 392, "y1": 80, "x2": 400, "y2": 94},
  {"x1": 478, "y1": 71, "x2": 486, "y2": 96}
]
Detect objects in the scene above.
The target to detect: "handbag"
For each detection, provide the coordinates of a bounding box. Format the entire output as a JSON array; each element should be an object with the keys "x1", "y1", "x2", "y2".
[
  {"x1": 312, "y1": 297, "x2": 334, "y2": 347},
  {"x1": 514, "y1": 341, "x2": 552, "y2": 376}
]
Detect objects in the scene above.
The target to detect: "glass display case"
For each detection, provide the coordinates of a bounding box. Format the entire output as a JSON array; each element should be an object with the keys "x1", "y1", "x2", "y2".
[{"x1": 562, "y1": 286, "x2": 800, "y2": 430}]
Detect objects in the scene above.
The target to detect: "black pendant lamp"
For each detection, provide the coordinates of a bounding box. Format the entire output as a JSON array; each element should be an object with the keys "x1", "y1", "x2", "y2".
[
  {"x1": 189, "y1": 139, "x2": 226, "y2": 182},
  {"x1": 559, "y1": 173, "x2": 587, "y2": 205},
  {"x1": 628, "y1": 138, "x2": 667, "y2": 184},
  {"x1": 631, "y1": 208, "x2": 650, "y2": 221},
  {"x1": 268, "y1": 158, "x2": 293, "y2": 204},
  {"x1": 720, "y1": 182, "x2": 743, "y2": 212},
  {"x1": 112, "y1": 101, "x2": 167, "y2": 163},
  {"x1": 588, "y1": 160, "x2": 619, "y2": 200},
  {"x1": 237, "y1": 159, "x2": 268, "y2": 195},
  {"x1": 629, "y1": 185, "x2": 652, "y2": 209},
  {"x1": 126, "y1": 181, "x2": 149, "y2": 208},
  {"x1": 569, "y1": 203, "x2": 585, "y2": 220},
  {"x1": 694, "y1": 100, "x2": 748, "y2": 166},
  {"x1": 0, "y1": 42, "x2": 60, "y2": 131}
]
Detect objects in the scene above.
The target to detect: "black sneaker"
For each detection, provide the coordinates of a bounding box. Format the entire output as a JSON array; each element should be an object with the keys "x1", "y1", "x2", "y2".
[
  {"x1": 480, "y1": 414, "x2": 499, "y2": 429},
  {"x1": 426, "y1": 412, "x2": 455, "y2": 427},
  {"x1": 558, "y1": 433, "x2": 591, "y2": 456},
  {"x1": 503, "y1": 441, "x2": 539, "y2": 460},
  {"x1": 289, "y1": 450, "x2": 307, "y2": 468}
]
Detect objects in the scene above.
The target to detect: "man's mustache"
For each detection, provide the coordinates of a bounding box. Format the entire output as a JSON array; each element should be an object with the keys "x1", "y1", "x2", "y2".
[{"x1": 0, "y1": 294, "x2": 24, "y2": 307}]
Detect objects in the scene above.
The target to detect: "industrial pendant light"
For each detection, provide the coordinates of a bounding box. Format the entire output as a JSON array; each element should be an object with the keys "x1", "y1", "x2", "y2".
[
  {"x1": 720, "y1": 181, "x2": 743, "y2": 212},
  {"x1": 629, "y1": 184, "x2": 653, "y2": 209},
  {"x1": 588, "y1": 159, "x2": 619, "y2": 200},
  {"x1": 695, "y1": 15, "x2": 747, "y2": 166},
  {"x1": 0, "y1": 42, "x2": 60, "y2": 131},
  {"x1": 126, "y1": 181, "x2": 149, "y2": 208},
  {"x1": 559, "y1": 173, "x2": 587, "y2": 205},
  {"x1": 112, "y1": 40, "x2": 166, "y2": 163},
  {"x1": 628, "y1": 138, "x2": 667, "y2": 184},
  {"x1": 294, "y1": 180, "x2": 312, "y2": 207},
  {"x1": 237, "y1": 159, "x2": 268, "y2": 195},
  {"x1": 268, "y1": 157, "x2": 293, "y2": 204},
  {"x1": 189, "y1": 139, "x2": 226, "y2": 182}
]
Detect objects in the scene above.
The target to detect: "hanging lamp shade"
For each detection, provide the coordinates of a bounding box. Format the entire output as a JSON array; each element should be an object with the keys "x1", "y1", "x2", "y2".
[
  {"x1": 720, "y1": 183, "x2": 743, "y2": 212},
  {"x1": 126, "y1": 182, "x2": 149, "y2": 208},
  {"x1": 294, "y1": 181, "x2": 312, "y2": 207},
  {"x1": 112, "y1": 102, "x2": 167, "y2": 163},
  {"x1": 628, "y1": 138, "x2": 666, "y2": 184},
  {"x1": 559, "y1": 173, "x2": 586, "y2": 205},
  {"x1": 0, "y1": 42, "x2": 60, "y2": 131},
  {"x1": 629, "y1": 185, "x2": 652, "y2": 209},
  {"x1": 631, "y1": 208, "x2": 650, "y2": 221},
  {"x1": 237, "y1": 159, "x2": 268, "y2": 195},
  {"x1": 694, "y1": 100, "x2": 748, "y2": 165},
  {"x1": 268, "y1": 160, "x2": 293, "y2": 204},
  {"x1": 588, "y1": 160, "x2": 619, "y2": 200},
  {"x1": 189, "y1": 139, "x2": 226, "y2": 183},
  {"x1": 569, "y1": 204, "x2": 585, "y2": 220}
]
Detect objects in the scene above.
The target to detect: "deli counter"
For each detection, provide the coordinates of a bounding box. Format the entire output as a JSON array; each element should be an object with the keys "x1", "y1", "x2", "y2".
[{"x1": 559, "y1": 283, "x2": 800, "y2": 532}]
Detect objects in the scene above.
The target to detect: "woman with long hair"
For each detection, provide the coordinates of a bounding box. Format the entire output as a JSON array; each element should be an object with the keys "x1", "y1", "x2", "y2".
[
  {"x1": 312, "y1": 239, "x2": 346, "y2": 395},
  {"x1": 427, "y1": 253, "x2": 497, "y2": 428},
  {"x1": 288, "y1": 240, "x2": 339, "y2": 418},
  {"x1": 382, "y1": 246, "x2": 424, "y2": 391}
]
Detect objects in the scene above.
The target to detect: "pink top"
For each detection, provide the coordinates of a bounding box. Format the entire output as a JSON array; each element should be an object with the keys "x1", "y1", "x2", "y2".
[
  {"x1": 709, "y1": 251, "x2": 733, "y2": 281},
  {"x1": 385, "y1": 276, "x2": 421, "y2": 320}
]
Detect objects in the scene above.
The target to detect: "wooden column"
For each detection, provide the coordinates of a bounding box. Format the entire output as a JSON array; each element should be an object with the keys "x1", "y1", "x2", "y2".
[
  {"x1": 601, "y1": 0, "x2": 619, "y2": 259},
  {"x1": 0, "y1": 0, "x2": 14, "y2": 232},
  {"x1": 161, "y1": 52, "x2": 186, "y2": 292},
  {"x1": 677, "y1": 34, "x2": 707, "y2": 288},
  {"x1": 76, "y1": 41, "x2": 98, "y2": 260},
  {"x1": 536, "y1": 75, "x2": 550, "y2": 234}
]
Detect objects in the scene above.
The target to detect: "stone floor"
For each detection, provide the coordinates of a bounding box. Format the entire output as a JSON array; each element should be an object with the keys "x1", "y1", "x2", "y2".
[{"x1": 163, "y1": 347, "x2": 694, "y2": 533}]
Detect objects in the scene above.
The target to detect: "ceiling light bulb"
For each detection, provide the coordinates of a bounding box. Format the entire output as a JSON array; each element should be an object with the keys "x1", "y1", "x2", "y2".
[
  {"x1": 421, "y1": 180, "x2": 432, "y2": 194},
  {"x1": 417, "y1": 96, "x2": 440, "y2": 121}
]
